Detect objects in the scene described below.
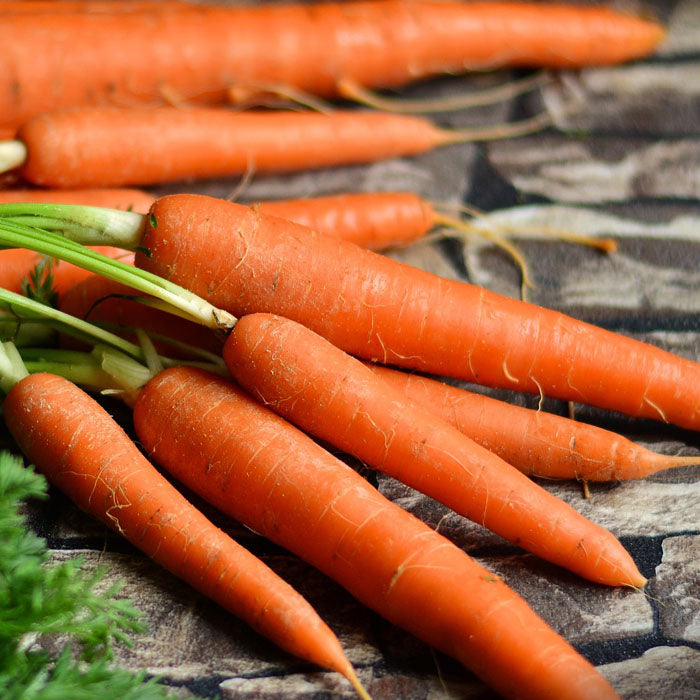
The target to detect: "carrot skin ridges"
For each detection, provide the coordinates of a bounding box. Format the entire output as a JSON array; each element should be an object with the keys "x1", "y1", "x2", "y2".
[
  {"x1": 133, "y1": 366, "x2": 620, "y2": 700},
  {"x1": 1, "y1": 1, "x2": 664, "y2": 130},
  {"x1": 3, "y1": 373, "x2": 357, "y2": 682},
  {"x1": 366, "y1": 363, "x2": 700, "y2": 481},
  {"x1": 17, "y1": 107, "x2": 444, "y2": 188},
  {"x1": 223, "y1": 313, "x2": 644, "y2": 588},
  {"x1": 252, "y1": 192, "x2": 436, "y2": 250},
  {"x1": 137, "y1": 195, "x2": 700, "y2": 431}
]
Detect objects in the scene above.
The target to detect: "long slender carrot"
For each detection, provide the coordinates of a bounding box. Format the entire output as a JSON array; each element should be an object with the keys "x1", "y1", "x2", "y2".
[
  {"x1": 3, "y1": 195, "x2": 699, "y2": 432},
  {"x1": 129, "y1": 195, "x2": 700, "y2": 431},
  {"x1": 133, "y1": 364, "x2": 621, "y2": 700},
  {"x1": 0, "y1": 240, "x2": 645, "y2": 587},
  {"x1": 0, "y1": 1, "x2": 664, "y2": 131},
  {"x1": 56, "y1": 265, "x2": 695, "y2": 482},
  {"x1": 2, "y1": 106, "x2": 550, "y2": 188},
  {"x1": 2, "y1": 370, "x2": 367, "y2": 697},
  {"x1": 222, "y1": 312, "x2": 643, "y2": 587},
  {"x1": 250, "y1": 190, "x2": 616, "y2": 256},
  {"x1": 364, "y1": 363, "x2": 699, "y2": 481}
]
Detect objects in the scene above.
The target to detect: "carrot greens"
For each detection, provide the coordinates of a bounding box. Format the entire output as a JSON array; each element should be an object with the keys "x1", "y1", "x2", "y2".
[{"x1": 0, "y1": 450, "x2": 169, "y2": 699}]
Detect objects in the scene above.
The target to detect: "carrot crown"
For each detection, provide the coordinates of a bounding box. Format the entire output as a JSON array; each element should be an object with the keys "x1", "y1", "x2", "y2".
[
  {"x1": 0, "y1": 286, "x2": 227, "y2": 400},
  {"x1": 0, "y1": 211, "x2": 236, "y2": 330}
]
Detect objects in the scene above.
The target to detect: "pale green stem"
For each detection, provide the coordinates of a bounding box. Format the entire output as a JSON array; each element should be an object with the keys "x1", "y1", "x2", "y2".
[
  {"x1": 0, "y1": 202, "x2": 145, "y2": 248},
  {"x1": 0, "y1": 287, "x2": 145, "y2": 360},
  {"x1": 0, "y1": 218, "x2": 236, "y2": 330},
  {"x1": 0, "y1": 342, "x2": 29, "y2": 394},
  {"x1": 0, "y1": 140, "x2": 27, "y2": 174}
]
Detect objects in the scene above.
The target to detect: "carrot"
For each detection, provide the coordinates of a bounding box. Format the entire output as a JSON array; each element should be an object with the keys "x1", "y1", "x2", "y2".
[
  {"x1": 0, "y1": 1, "x2": 664, "y2": 131},
  {"x1": 250, "y1": 191, "x2": 616, "y2": 263},
  {"x1": 4, "y1": 194, "x2": 700, "y2": 432},
  {"x1": 222, "y1": 312, "x2": 644, "y2": 587},
  {"x1": 1, "y1": 370, "x2": 367, "y2": 697},
  {"x1": 122, "y1": 194, "x2": 700, "y2": 431},
  {"x1": 0, "y1": 187, "x2": 155, "y2": 212},
  {"x1": 364, "y1": 362, "x2": 700, "y2": 481},
  {"x1": 133, "y1": 364, "x2": 620, "y2": 700},
  {"x1": 2, "y1": 106, "x2": 550, "y2": 188},
  {"x1": 0, "y1": 246, "x2": 131, "y2": 297}
]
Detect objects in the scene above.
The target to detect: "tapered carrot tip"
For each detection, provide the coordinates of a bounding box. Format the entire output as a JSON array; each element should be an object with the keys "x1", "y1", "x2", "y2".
[
  {"x1": 644, "y1": 453, "x2": 699, "y2": 477},
  {"x1": 344, "y1": 666, "x2": 372, "y2": 700}
]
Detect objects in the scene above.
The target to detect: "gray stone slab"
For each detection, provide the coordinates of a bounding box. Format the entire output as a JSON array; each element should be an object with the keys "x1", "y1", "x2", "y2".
[
  {"x1": 473, "y1": 553, "x2": 654, "y2": 645},
  {"x1": 651, "y1": 535, "x2": 700, "y2": 644},
  {"x1": 600, "y1": 646, "x2": 700, "y2": 700},
  {"x1": 544, "y1": 480, "x2": 700, "y2": 537},
  {"x1": 47, "y1": 549, "x2": 381, "y2": 681},
  {"x1": 221, "y1": 669, "x2": 494, "y2": 699},
  {"x1": 488, "y1": 135, "x2": 700, "y2": 203}
]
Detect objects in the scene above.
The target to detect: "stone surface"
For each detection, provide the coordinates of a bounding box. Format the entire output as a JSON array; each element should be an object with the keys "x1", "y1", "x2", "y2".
[
  {"x1": 600, "y1": 646, "x2": 700, "y2": 700},
  {"x1": 651, "y1": 535, "x2": 700, "y2": 644}
]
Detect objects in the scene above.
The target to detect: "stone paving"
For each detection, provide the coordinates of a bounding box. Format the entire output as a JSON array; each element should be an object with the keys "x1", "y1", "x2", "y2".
[{"x1": 8, "y1": 0, "x2": 700, "y2": 698}]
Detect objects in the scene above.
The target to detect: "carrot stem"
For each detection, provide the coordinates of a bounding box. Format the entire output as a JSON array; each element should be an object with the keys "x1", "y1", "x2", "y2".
[
  {"x1": 0, "y1": 216, "x2": 236, "y2": 329},
  {"x1": 0, "y1": 140, "x2": 27, "y2": 173},
  {"x1": 0, "y1": 341, "x2": 28, "y2": 394},
  {"x1": 0, "y1": 202, "x2": 144, "y2": 247},
  {"x1": 0, "y1": 287, "x2": 226, "y2": 379},
  {"x1": 0, "y1": 286, "x2": 144, "y2": 360}
]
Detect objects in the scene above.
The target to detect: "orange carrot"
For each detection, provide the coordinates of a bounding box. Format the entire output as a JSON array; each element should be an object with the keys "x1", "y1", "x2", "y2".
[
  {"x1": 133, "y1": 364, "x2": 621, "y2": 700},
  {"x1": 127, "y1": 195, "x2": 700, "y2": 431},
  {"x1": 365, "y1": 362, "x2": 699, "y2": 481},
  {"x1": 222, "y1": 312, "x2": 644, "y2": 587},
  {"x1": 0, "y1": 187, "x2": 155, "y2": 212},
  {"x1": 0, "y1": 246, "x2": 131, "y2": 297},
  {"x1": 2, "y1": 372, "x2": 367, "y2": 696},
  {"x1": 6, "y1": 105, "x2": 548, "y2": 188},
  {"x1": 250, "y1": 191, "x2": 616, "y2": 259},
  {"x1": 0, "y1": 1, "x2": 664, "y2": 131},
  {"x1": 252, "y1": 192, "x2": 436, "y2": 250}
]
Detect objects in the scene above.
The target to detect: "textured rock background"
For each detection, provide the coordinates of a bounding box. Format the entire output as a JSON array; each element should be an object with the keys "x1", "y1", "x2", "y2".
[{"x1": 6, "y1": 0, "x2": 700, "y2": 698}]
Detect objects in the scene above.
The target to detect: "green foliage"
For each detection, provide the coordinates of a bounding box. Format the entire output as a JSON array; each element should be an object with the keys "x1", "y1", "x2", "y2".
[
  {"x1": 19, "y1": 257, "x2": 58, "y2": 309},
  {"x1": 0, "y1": 451, "x2": 170, "y2": 699}
]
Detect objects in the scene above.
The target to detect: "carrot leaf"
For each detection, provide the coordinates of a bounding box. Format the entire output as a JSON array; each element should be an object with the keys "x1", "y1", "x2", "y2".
[{"x1": 0, "y1": 451, "x2": 170, "y2": 698}]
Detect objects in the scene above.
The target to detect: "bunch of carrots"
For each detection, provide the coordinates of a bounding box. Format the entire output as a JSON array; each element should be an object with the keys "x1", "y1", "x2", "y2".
[{"x1": 0, "y1": 1, "x2": 689, "y2": 699}]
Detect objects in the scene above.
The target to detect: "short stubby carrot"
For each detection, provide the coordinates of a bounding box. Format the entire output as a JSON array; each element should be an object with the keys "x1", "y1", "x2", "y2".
[
  {"x1": 223, "y1": 312, "x2": 644, "y2": 587},
  {"x1": 10, "y1": 106, "x2": 545, "y2": 188},
  {"x1": 2, "y1": 372, "x2": 364, "y2": 691},
  {"x1": 135, "y1": 195, "x2": 700, "y2": 431},
  {"x1": 365, "y1": 363, "x2": 700, "y2": 481},
  {"x1": 133, "y1": 365, "x2": 620, "y2": 700},
  {"x1": 0, "y1": 1, "x2": 664, "y2": 131}
]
